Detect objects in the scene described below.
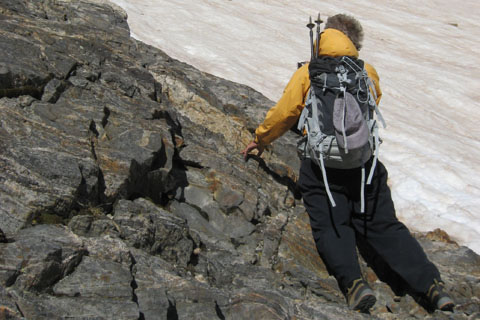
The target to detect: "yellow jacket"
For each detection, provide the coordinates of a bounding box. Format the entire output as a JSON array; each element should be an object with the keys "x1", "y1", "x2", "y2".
[{"x1": 254, "y1": 28, "x2": 382, "y2": 147}]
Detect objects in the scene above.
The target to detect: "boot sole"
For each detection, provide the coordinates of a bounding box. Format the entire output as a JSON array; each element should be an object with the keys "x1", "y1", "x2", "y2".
[
  {"x1": 439, "y1": 301, "x2": 455, "y2": 311},
  {"x1": 352, "y1": 293, "x2": 376, "y2": 313},
  {"x1": 437, "y1": 295, "x2": 455, "y2": 311}
]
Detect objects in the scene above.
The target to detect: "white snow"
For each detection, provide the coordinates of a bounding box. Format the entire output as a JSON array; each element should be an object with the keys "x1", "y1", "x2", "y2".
[{"x1": 108, "y1": 0, "x2": 480, "y2": 254}]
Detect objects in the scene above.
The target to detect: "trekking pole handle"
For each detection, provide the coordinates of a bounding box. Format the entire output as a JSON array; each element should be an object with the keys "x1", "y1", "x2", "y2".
[
  {"x1": 315, "y1": 13, "x2": 324, "y2": 58},
  {"x1": 307, "y1": 16, "x2": 315, "y2": 60}
]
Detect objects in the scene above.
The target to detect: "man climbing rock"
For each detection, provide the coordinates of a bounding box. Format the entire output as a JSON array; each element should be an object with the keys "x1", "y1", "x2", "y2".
[{"x1": 242, "y1": 13, "x2": 455, "y2": 313}]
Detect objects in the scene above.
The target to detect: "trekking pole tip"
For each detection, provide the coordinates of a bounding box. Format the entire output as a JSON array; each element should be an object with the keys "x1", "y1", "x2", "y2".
[{"x1": 315, "y1": 13, "x2": 323, "y2": 25}]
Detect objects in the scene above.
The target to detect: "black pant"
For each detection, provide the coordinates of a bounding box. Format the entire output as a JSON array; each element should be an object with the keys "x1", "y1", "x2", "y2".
[{"x1": 298, "y1": 158, "x2": 440, "y2": 294}]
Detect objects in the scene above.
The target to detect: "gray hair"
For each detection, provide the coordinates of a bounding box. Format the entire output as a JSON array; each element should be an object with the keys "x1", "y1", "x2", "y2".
[{"x1": 325, "y1": 14, "x2": 364, "y2": 51}]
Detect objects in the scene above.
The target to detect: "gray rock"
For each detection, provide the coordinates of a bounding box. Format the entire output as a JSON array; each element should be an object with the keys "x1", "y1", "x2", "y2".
[
  {"x1": 170, "y1": 200, "x2": 233, "y2": 250},
  {"x1": 53, "y1": 256, "x2": 133, "y2": 299},
  {"x1": 41, "y1": 78, "x2": 68, "y2": 103},
  {"x1": 0, "y1": 287, "x2": 22, "y2": 319},
  {"x1": 0, "y1": 227, "x2": 6, "y2": 243},
  {"x1": 11, "y1": 290, "x2": 139, "y2": 320},
  {"x1": 3, "y1": 231, "x2": 140, "y2": 319},
  {"x1": 82, "y1": 235, "x2": 133, "y2": 267},
  {"x1": 182, "y1": 184, "x2": 255, "y2": 239},
  {"x1": 214, "y1": 184, "x2": 245, "y2": 214},
  {"x1": 113, "y1": 198, "x2": 198, "y2": 267},
  {"x1": 0, "y1": 225, "x2": 85, "y2": 292},
  {"x1": 129, "y1": 249, "x2": 173, "y2": 319}
]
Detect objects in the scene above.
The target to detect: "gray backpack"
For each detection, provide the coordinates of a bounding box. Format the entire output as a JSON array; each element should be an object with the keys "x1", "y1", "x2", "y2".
[{"x1": 297, "y1": 55, "x2": 386, "y2": 212}]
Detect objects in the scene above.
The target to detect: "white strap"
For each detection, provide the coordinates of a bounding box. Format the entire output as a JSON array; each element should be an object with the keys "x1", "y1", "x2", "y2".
[
  {"x1": 297, "y1": 100, "x2": 310, "y2": 132},
  {"x1": 367, "y1": 125, "x2": 380, "y2": 184},
  {"x1": 341, "y1": 88, "x2": 348, "y2": 153},
  {"x1": 367, "y1": 78, "x2": 386, "y2": 128},
  {"x1": 314, "y1": 154, "x2": 336, "y2": 208}
]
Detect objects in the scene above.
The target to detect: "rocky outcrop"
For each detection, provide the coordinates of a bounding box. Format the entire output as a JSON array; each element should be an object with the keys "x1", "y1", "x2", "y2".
[{"x1": 0, "y1": 0, "x2": 479, "y2": 319}]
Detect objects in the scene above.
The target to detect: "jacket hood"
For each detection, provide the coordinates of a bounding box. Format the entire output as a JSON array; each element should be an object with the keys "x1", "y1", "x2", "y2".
[{"x1": 317, "y1": 28, "x2": 359, "y2": 58}]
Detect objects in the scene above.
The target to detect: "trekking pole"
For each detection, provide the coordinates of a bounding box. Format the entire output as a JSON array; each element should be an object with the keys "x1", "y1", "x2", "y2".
[
  {"x1": 307, "y1": 16, "x2": 315, "y2": 60},
  {"x1": 315, "y1": 13, "x2": 323, "y2": 57}
]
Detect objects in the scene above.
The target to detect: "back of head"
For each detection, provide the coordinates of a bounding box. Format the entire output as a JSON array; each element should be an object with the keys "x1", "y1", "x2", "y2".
[{"x1": 325, "y1": 14, "x2": 364, "y2": 51}]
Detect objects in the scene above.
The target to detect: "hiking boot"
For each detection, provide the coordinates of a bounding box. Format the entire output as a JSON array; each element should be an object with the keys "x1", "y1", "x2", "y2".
[
  {"x1": 346, "y1": 278, "x2": 376, "y2": 312},
  {"x1": 425, "y1": 279, "x2": 455, "y2": 311}
]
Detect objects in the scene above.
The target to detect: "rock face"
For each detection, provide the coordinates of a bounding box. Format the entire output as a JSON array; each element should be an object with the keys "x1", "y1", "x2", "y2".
[{"x1": 0, "y1": 1, "x2": 479, "y2": 319}]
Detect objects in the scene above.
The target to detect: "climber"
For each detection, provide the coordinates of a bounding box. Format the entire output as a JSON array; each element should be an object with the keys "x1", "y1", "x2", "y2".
[{"x1": 241, "y1": 13, "x2": 455, "y2": 313}]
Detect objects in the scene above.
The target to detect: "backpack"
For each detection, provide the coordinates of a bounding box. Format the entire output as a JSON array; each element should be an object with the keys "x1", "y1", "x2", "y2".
[{"x1": 296, "y1": 55, "x2": 386, "y2": 212}]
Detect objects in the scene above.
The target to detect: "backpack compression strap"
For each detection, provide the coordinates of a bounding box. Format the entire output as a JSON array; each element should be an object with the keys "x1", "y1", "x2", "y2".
[
  {"x1": 339, "y1": 86, "x2": 349, "y2": 153},
  {"x1": 301, "y1": 88, "x2": 337, "y2": 208},
  {"x1": 365, "y1": 77, "x2": 386, "y2": 185}
]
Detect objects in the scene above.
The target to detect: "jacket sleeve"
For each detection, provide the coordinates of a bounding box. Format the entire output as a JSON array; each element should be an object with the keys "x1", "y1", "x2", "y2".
[
  {"x1": 254, "y1": 65, "x2": 310, "y2": 147},
  {"x1": 364, "y1": 62, "x2": 382, "y2": 106}
]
